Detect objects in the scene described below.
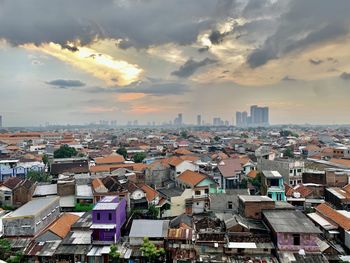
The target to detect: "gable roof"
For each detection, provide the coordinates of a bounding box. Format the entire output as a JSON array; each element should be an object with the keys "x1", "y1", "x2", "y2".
[
  {"x1": 316, "y1": 203, "x2": 350, "y2": 231},
  {"x1": 41, "y1": 213, "x2": 80, "y2": 239},
  {"x1": 94, "y1": 154, "x2": 125, "y2": 165},
  {"x1": 3, "y1": 177, "x2": 22, "y2": 189},
  {"x1": 167, "y1": 156, "x2": 184, "y2": 167},
  {"x1": 177, "y1": 170, "x2": 206, "y2": 187},
  {"x1": 217, "y1": 158, "x2": 242, "y2": 178},
  {"x1": 141, "y1": 184, "x2": 158, "y2": 202}
]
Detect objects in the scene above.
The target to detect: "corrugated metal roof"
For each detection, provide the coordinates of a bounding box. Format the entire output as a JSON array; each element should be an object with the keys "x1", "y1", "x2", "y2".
[{"x1": 129, "y1": 219, "x2": 169, "y2": 238}]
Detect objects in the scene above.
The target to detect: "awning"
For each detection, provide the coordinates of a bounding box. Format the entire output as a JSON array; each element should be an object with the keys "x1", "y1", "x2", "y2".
[
  {"x1": 90, "y1": 224, "x2": 116, "y2": 229},
  {"x1": 227, "y1": 242, "x2": 257, "y2": 249}
]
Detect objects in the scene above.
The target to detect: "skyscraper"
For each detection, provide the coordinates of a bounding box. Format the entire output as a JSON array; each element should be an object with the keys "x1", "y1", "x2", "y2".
[
  {"x1": 178, "y1": 113, "x2": 183, "y2": 126},
  {"x1": 236, "y1": 112, "x2": 242, "y2": 127},
  {"x1": 197, "y1": 115, "x2": 202, "y2": 126},
  {"x1": 0, "y1": 115, "x2": 2, "y2": 128}
]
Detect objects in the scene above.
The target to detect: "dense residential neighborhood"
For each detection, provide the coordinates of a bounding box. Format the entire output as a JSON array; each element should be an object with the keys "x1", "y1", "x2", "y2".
[{"x1": 0, "y1": 126, "x2": 349, "y2": 262}]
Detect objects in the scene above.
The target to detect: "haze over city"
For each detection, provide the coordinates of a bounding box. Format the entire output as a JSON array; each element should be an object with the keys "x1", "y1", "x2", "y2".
[{"x1": 1, "y1": 0, "x2": 350, "y2": 126}]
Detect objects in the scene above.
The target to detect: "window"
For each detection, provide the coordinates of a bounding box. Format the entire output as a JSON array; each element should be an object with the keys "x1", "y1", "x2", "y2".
[
  {"x1": 293, "y1": 234, "x2": 300, "y2": 246},
  {"x1": 204, "y1": 188, "x2": 209, "y2": 194},
  {"x1": 284, "y1": 234, "x2": 288, "y2": 240},
  {"x1": 227, "y1": 201, "x2": 233, "y2": 209},
  {"x1": 5, "y1": 196, "x2": 10, "y2": 201},
  {"x1": 108, "y1": 213, "x2": 112, "y2": 220},
  {"x1": 97, "y1": 213, "x2": 100, "y2": 220},
  {"x1": 195, "y1": 190, "x2": 201, "y2": 195}
]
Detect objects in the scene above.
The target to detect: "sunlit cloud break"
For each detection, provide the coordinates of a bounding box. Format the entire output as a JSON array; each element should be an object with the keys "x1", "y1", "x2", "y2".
[{"x1": 22, "y1": 42, "x2": 143, "y2": 86}]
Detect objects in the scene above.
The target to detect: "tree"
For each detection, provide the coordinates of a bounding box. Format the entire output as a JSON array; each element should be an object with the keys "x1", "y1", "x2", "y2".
[
  {"x1": 27, "y1": 170, "x2": 51, "y2": 182},
  {"x1": 109, "y1": 244, "x2": 120, "y2": 263},
  {"x1": 214, "y1": 136, "x2": 221, "y2": 142},
  {"x1": 180, "y1": 130, "x2": 188, "y2": 139},
  {"x1": 133, "y1": 152, "x2": 146, "y2": 163},
  {"x1": 0, "y1": 238, "x2": 11, "y2": 260},
  {"x1": 116, "y1": 147, "x2": 127, "y2": 159},
  {"x1": 42, "y1": 154, "x2": 49, "y2": 165},
  {"x1": 240, "y1": 178, "x2": 248, "y2": 189},
  {"x1": 140, "y1": 237, "x2": 165, "y2": 262},
  {"x1": 54, "y1": 145, "x2": 78, "y2": 158},
  {"x1": 148, "y1": 205, "x2": 159, "y2": 219},
  {"x1": 250, "y1": 172, "x2": 262, "y2": 192},
  {"x1": 284, "y1": 148, "x2": 294, "y2": 158}
]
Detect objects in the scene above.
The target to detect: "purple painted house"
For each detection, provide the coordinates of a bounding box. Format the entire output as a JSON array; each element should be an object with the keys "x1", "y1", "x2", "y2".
[
  {"x1": 263, "y1": 210, "x2": 321, "y2": 252},
  {"x1": 90, "y1": 196, "x2": 127, "y2": 243}
]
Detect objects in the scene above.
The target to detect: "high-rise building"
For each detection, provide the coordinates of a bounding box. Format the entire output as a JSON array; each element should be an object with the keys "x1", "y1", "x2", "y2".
[
  {"x1": 174, "y1": 113, "x2": 183, "y2": 126},
  {"x1": 237, "y1": 106, "x2": 269, "y2": 127},
  {"x1": 242, "y1": 111, "x2": 248, "y2": 126},
  {"x1": 0, "y1": 115, "x2": 2, "y2": 128},
  {"x1": 236, "y1": 112, "x2": 242, "y2": 127},
  {"x1": 197, "y1": 115, "x2": 202, "y2": 126}
]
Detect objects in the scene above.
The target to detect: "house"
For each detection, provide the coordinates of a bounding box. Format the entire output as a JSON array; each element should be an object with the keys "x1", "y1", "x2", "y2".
[
  {"x1": 209, "y1": 189, "x2": 249, "y2": 214},
  {"x1": 217, "y1": 158, "x2": 243, "y2": 189},
  {"x1": 50, "y1": 157, "x2": 89, "y2": 176},
  {"x1": 261, "y1": 171, "x2": 286, "y2": 201},
  {"x1": 238, "y1": 195, "x2": 275, "y2": 220},
  {"x1": 258, "y1": 158, "x2": 304, "y2": 186},
  {"x1": 0, "y1": 176, "x2": 22, "y2": 207},
  {"x1": 168, "y1": 156, "x2": 199, "y2": 180},
  {"x1": 91, "y1": 196, "x2": 127, "y2": 244},
  {"x1": 0, "y1": 159, "x2": 45, "y2": 181},
  {"x1": 35, "y1": 212, "x2": 79, "y2": 242},
  {"x1": 176, "y1": 170, "x2": 217, "y2": 214},
  {"x1": 302, "y1": 145, "x2": 321, "y2": 157},
  {"x1": 314, "y1": 203, "x2": 350, "y2": 249},
  {"x1": 94, "y1": 154, "x2": 125, "y2": 165},
  {"x1": 129, "y1": 219, "x2": 170, "y2": 246},
  {"x1": 2, "y1": 196, "x2": 60, "y2": 237},
  {"x1": 325, "y1": 185, "x2": 350, "y2": 210},
  {"x1": 262, "y1": 210, "x2": 321, "y2": 252},
  {"x1": 12, "y1": 179, "x2": 36, "y2": 207}
]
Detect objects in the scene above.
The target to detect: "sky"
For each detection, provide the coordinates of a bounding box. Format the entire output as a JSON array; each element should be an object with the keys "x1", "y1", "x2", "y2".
[{"x1": 1, "y1": 0, "x2": 350, "y2": 126}]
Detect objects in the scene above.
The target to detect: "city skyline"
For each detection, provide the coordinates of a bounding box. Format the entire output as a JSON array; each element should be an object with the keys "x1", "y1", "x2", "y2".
[{"x1": 1, "y1": 0, "x2": 350, "y2": 126}]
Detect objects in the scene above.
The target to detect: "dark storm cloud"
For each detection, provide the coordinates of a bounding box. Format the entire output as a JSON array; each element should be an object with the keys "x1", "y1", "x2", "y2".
[
  {"x1": 246, "y1": 0, "x2": 350, "y2": 68},
  {"x1": 46, "y1": 79, "x2": 86, "y2": 89},
  {"x1": 0, "y1": 0, "x2": 238, "y2": 48},
  {"x1": 281, "y1": 76, "x2": 297, "y2": 82},
  {"x1": 309, "y1": 59, "x2": 323, "y2": 65},
  {"x1": 87, "y1": 80, "x2": 190, "y2": 96},
  {"x1": 209, "y1": 30, "x2": 228, "y2": 45},
  {"x1": 340, "y1": 72, "x2": 350, "y2": 80},
  {"x1": 171, "y1": 58, "x2": 217, "y2": 78}
]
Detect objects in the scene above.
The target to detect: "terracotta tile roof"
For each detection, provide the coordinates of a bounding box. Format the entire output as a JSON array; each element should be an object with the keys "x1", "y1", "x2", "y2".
[
  {"x1": 180, "y1": 155, "x2": 199, "y2": 162},
  {"x1": 343, "y1": 184, "x2": 350, "y2": 194},
  {"x1": 285, "y1": 184, "x2": 295, "y2": 197},
  {"x1": 95, "y1": 154, "x2": 125, "y2": 164},
  {"x1": 42, "y1": 213, "x2": 80, "y2": 239},
  {"x1": 167, "y1": 156, "x2": 184, "y2": 167},
  {"x1": 174, "y1": 148, "x2": 193, "y2": 155},
  {"x1": 329, "y1": 158, "x2": 350, "y2": 168},
  {"x1": 140, "y1": 184, "x2": 158, "y2": 202},
  {"x1": 177, "y1": 170, "x2": 206, "y2": 187},
  {"x1": 90, "y1": 163, "x2": 148, "y2": 173},
  {"x1": 316, "y1": 203, "x2": 350, "y2": 230},
  {"x1": 92, "y1": 178, "x2": 108, "y2": 193},
  {"x1": 247, "y1": 170, "x2": 257, "y2": 179},
  {"x1": 294, "y1": 184, "x2": 313, "y2": 198}
]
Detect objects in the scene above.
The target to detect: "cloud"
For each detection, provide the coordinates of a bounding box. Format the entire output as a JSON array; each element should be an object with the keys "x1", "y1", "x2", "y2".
[
  {"x1": 208, "y1": 30, "x2": 228, "y2": 45},
  {"x1": 171, "y1": 58, "x2": 217, "y2": 78},
  {"x1": 309, "y1": 59, "x2": 323, "y2": 65},
  {"x1": 246, "y1": 0, "x2": 350, "y2": 68},
  {"x1": 46, "y1": 79, "x2": 86, "y2": 89},
  {"x1": 24, "y1": 42, "x2": 142, "y2": 85},
  {"x1": 0, "y1": 0, "x2": 237, "y2": 49},
  {"x1": 88, "y1": 80, "x2": 190, "y2": 96},
  {"x1": 340, "y1": 72, "x2": 350, "y2": 80}
]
